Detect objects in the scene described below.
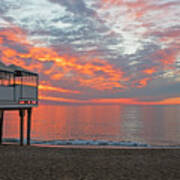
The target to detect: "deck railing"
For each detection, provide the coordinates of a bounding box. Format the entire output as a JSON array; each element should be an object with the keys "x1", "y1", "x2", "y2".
[{"x1": 0, "y1": 69, "x2": 38, "y2": 107}]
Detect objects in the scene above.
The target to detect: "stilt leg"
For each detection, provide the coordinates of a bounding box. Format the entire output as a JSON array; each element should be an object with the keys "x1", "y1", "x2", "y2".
[
  {"x1": 19, "y1": 109, "x2": 25, "y2": 146},
  {"x1": 0, "y1": 110, "x2": 4, "y2": 145},
  {"x1": 27, "y1": 108, "x2": 32, "y2": 145}
]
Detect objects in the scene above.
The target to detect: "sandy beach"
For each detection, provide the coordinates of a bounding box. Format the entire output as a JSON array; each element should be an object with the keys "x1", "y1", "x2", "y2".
[{"x1": 0, "y1": 145, "x2": 179, "y2": 180}]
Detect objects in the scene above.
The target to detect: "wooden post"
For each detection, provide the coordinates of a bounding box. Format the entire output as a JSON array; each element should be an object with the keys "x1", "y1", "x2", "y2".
[
  {"x1": 19, "y1": 109, "x2": 25, "y2": 146},
  {"x1": 0, "y1": 110, "x2": 4, "y2": 145},
  {"x1": 27, "y1": 108, "x2": 32, "y2": 145}
]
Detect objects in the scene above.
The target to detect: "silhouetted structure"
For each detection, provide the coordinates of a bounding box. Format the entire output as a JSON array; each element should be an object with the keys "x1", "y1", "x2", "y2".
[{"x1": 0, "y1": 62, "x2": 38, "y2": 145}]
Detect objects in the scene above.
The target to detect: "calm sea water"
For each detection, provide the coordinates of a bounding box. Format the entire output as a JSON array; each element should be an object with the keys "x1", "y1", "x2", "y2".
[{"x1": 3, "y1": 104, "x2": 180, "y2": 147}]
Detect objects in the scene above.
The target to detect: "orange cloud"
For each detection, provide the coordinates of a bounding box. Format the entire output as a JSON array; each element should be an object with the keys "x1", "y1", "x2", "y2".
[
  {"x1": 39, "y1": 84, "x2": 80, "y2": 94},
  {"x1": 0, "y1": 25, "x2": 29, "y2": 45},
  {"x1": 1, "y1": 23, "x2": 179, "y2": 105},
  {"x1": 39, "y1": 95, "x2": 180, "y2": 105},
  {"x1": 143, "y1": 67, "x2": 156, "y2": 75},
  {"x1": 0, "y1": 26, "x2": 127, "y2": 92},
  {"x1": 157, "y1": 97, "x2": 180, "y2": 105},
  {"x1": 39, "y1": 95, "x2": 81, "y2": 103},
  {"x1": 157, "y1": 50, "x2": 177, "y2": 65},
  {"x1": 90, "y1": 98, "x2": 137, "y2": 104},
  {"x1": 135, "y1": 78, "x2": 150, "y2": 88}
]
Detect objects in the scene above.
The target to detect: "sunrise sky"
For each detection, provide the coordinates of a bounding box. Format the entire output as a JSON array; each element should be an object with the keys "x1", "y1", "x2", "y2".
[{"x1": 0, "y1": 0, "x2": 180, "y2": 105}]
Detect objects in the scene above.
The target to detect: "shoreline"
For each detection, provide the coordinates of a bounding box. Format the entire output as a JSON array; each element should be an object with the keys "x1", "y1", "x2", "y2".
[
  {"x1": 3, "y1": 141, "x2": 180, "y2": 149},
  {"x1": 31, "y1": 143, "x2": 180, "y2": 150},
  {"x1": 3, "y1": 138, "x2": 180, "y2": 149},
  {"x1": 0, "y1": 144, "x2": 180, "y2": 180}
]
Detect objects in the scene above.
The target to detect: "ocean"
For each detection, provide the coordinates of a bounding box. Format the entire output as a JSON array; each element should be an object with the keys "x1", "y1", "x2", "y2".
[{"x1": 3, "y1": 104, "x2": 180, "y2": 148}]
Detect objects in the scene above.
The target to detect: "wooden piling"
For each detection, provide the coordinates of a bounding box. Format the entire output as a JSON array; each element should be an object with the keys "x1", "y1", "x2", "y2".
[
  {"x1": 27, "y1": 108, "x2": 32, "y2": 145},
  {"x1": 0, "y1": 110, "x2": 4, "y2": 144},
  {"x1": 19, "y1": 109, "x2": 25, "y2": 146}
]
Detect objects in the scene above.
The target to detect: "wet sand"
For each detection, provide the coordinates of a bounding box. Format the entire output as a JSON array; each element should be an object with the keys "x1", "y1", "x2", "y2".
[{"x1": 0, "y1": 145, "x2": 179, "y2": 180}]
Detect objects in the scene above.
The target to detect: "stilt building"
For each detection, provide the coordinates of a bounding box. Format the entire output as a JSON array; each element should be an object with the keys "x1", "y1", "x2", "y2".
[{"x1": 0, "y1": 62, "x2": 38, "y2": 145}]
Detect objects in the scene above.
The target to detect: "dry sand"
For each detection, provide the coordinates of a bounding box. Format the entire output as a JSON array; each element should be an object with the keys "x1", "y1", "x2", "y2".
[{"x1": 0, "y1": 145, "x2": 179, "y2": 180}]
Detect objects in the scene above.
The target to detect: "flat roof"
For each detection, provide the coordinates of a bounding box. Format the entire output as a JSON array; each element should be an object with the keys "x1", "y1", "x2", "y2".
[
  {"x1": 0, "y1": 62, "x2": 14, "y2": 73},
  {"x1": 0, "y1": 61, "x2": 38, "y2": 76}
]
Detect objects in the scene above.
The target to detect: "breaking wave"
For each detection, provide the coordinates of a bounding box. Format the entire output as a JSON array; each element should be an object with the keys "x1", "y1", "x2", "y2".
[
  {"x1": 3, "y1": 138, "x2": 180, "y2": 148},
  {"x1": 3, "y1": 138, "x2": 150, "y2": 147}
]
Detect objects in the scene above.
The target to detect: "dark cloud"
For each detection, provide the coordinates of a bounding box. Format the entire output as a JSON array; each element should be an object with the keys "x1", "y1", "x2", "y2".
[{"x1": 48, "y1": 0, "x2": 95, "y2": 16}]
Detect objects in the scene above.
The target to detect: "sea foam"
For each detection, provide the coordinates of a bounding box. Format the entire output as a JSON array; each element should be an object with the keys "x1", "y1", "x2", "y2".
[
  {"x1": 3, "y1": 138, "x2": 150, "y2": 147},
  {"x1": 4, "y1": 138, "x2": 180, "y2": 148}
]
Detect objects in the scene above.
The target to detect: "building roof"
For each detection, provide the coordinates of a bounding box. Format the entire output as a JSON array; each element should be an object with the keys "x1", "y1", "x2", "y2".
[
  {"x1": 0, "y1": 62, "x2": 14, "y2": 73},
  {"x1": 8, "y1": 64, "x2": 38, "y2": 76},
  {"x1": 0, "y1": 61, "x2": 38, "y2": 76}
]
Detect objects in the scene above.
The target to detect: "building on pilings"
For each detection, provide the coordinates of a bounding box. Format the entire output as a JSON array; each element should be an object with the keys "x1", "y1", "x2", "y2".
[{"x1": 0, "y1": 61, "x2": 39, "y2": 145}]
